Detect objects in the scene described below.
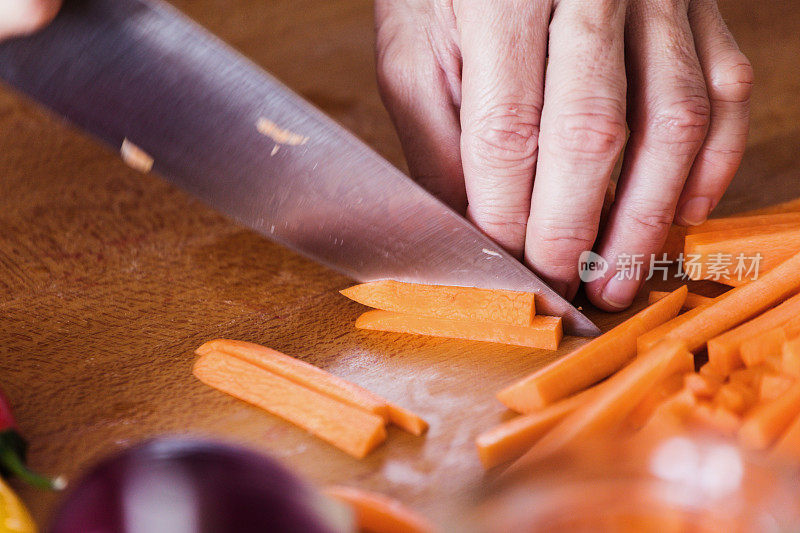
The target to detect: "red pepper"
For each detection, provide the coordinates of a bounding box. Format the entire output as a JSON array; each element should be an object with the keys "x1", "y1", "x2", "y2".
[{"x1": 0, "y1": 389, "x2": 63, "y2": 490}]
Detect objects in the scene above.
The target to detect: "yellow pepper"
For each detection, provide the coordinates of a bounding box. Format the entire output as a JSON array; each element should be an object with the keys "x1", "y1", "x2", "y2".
[{"x1": 0, "y1": 478, "x2": 35, "y2": 533}]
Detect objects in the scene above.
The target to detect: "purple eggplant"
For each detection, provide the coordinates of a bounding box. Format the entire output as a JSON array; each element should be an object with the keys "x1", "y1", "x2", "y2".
[{"x1": 51, "y1": 437, "x2": 352, "y2": 533}]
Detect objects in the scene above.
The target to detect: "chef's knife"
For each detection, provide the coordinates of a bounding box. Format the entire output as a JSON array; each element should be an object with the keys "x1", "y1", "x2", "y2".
[{"x1": 0, "y1": 0, "x2": 599, "y2": 336}]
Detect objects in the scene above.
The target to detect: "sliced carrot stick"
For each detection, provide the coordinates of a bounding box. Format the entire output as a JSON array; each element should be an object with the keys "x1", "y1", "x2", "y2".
[
  {"x1": 782, "y1": 338, "x2": 800, "y2": 377},
  {"x1": 194, "y1": 351, "x2": 386, "y2": 458},
  {"x1": 637, "y1": 299, "x2": 718, "y2": 355},
  {"x1": 648, "y1": 290, "x2": 714, "y2": 309},
  {"x1": 740, "y1": 327, "x2": 789, "y2": 367},
  {"x1": 476, "y1": 388, "x2": 595, "y2": 469},
  {"x1": 683, "y1": 224, "x2": 800, "y2": 284},
  {"x1": 511, "y1": 339, "x2": 693, "y2": 465},
  {"x1": 736, "y1": 197, "x2": 800, "y2": 217},
  {"x1": 690, "y1": 403, "x2": 741, "y2": 437},
  {"x1": 739, "y1": 381, "x2": 800, "y2": 449},
  {"x1": 729, "y1": 365, "x2": 770, "y2": 390},
  {"x1": 197, "y1": 339, "x2": 390, "y2": 421},
  {"x1": 705, "y1": 292, "x2": 800, "y2": 375},
  {"x1": 771, "y1": 413, "x2": 800, "y2": 463},
  {"x1": 387, "y1": 404, "x2": 428, "y2": 436},
  {"x1": 625, "y1": 372, "x2": 685, "y2": 431},
  {"x1": 497, "y1": 286, "x2": 687, "y2": 413},
  {"x1": 699, "y1": 361, "x2": 726, "y2": 381},
  {"x1": 714, "y1": 382, "x2": 757, "y2": 415},
  {"x1": 683, "y1": 373, "x2": 723, "y2": 398},
  {"x1": 355, "y1": 310, "x2": 562, "y2": 350},
  {"x1": 760, "y1": 374, "x2": 795, "y2": 402},
  {"x1": 324, "y1": 486, "x2": 434, "y2": 533},
  {"x1": 341, "y1": 280, "x2": 535, "y2": 326},
  {"x1": 639, "y1": 251, "x2": 800, "y2": 360},
  {"x1": 687, "y1": 211, "x2": 800, "y2": 236}
]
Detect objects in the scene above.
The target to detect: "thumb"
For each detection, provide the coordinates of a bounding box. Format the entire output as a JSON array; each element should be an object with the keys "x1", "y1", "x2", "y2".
[{"x1": 0, "y1": 0, "x2": 61, "y2": 41}]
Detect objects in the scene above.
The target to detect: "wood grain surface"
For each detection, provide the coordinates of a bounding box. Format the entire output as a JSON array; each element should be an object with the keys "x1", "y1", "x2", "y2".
[{"x1": 0, "y1": 0, "x2": 798, "y2": 528}]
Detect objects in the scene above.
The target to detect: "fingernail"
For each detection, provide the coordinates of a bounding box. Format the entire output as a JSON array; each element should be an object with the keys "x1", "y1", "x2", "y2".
[
  {"x1": 676, "y1": 197, "x2": 712, "y2": 226},
  {"x1": 601, "y1": 274, "x2": 639, "y2": 310}
]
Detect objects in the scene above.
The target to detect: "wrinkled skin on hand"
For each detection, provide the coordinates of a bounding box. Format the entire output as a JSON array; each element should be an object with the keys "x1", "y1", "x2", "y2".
[{"x1": 375, "y1": 0, "x2": 752, "y2": 310}]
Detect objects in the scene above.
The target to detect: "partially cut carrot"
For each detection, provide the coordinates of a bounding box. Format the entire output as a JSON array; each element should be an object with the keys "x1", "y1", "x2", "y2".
[
  {"x1": 683, "y1": 224, "x2": 800, "y2": 285},
  {"x1": 476, "y1": 388, "x2": 595, "y2": 469},
  {"x1": 198, "y1": 339, "x2": 390, "y2": 420},
  {"x1": 638, "y1": 251, "x2": 800, "y2": 359},
  {"x1": 648, "y1": 290, "x2": 713, "y2": 309},
  {"x1": 511, "y1": 339, "x2": 693, "y2": 465},
  {"x1": 341, "y1": 280, "x2": 535, "y2": 326},
  {"x1": 325, "y1": 486, "x2": 433, "y2": 533},
  {"x1": 194, "y1": 351, "x2": 386, "y2": 458},
  {"x1": 782, "y1": 338, "x2": 800, "y2": 377},
  {"x1": 738, "y1": 381, "x2": 800, "y2": 449},
  {"x1": 497, "y1": 286, "x2": 687, "y2": 413},
  {"x1": 705, "y1": 292, "x2": 800, "y2": 375},
  {"x1": 387, "y1": 404, "x2": 429, "y2": 436},
  {"x1": 355, "y1": 310, "x2": 562, "y2": 350}
]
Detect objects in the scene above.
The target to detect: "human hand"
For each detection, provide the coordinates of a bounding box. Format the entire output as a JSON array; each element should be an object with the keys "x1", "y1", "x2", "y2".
[
  {"x1": 375, "y1": 0, "x2": 752, "y2": 310},
  {"x1": 0, "y1": 0, "x2": 60, "y2": 40}
]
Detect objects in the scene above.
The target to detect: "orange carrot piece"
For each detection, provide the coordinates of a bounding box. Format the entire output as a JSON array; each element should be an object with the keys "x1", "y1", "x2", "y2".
[
  {"x1": 387, "y1": 404, "x2": 428, "y2": 436},
  {"x1": 699, "y1": 361, "x2": 726, "y2": 381},
  {"x1": 782, "y1": 338, "x2": 800, "y2": 377},
  {"x1": 639, "y1": 251, "x2": 800, "y2": 360},
  {"x1": 355, "y1": 310, "x2": 562, "y2": 350},
  {"x1": 728, "y1": 365, "x2": 769, "y2": 390},
  {"x1": 740, "y1": 327, "x2": 789, "y2": 367},
  {"x1": 476, "y1": 388, "x2": 595, "y2": 469},
  {"x1": 687, "y1": 211, "x2": 800, "y2": 236},
  {"x1": 714, "y1": 382, "x2": 757, "y2": 415},
  {"x1": 760, "y1": 374, "x2": 795, "y2": 402},
  {"x1": 194, "y1": 351, "x2": 386, "y2": 458},
  {"x1": 683, "y1": 224, "x2": 800, "y2": 284},
  {"x1": 341, "y1": 280, "x2": 535, "y2": 326},
  {"x1": 683, "y1": 373, "x2": 722, "y2": 398},
  {"x1": 497, "y1": 287, "x2": 687, "y2": 413},
  {"x1": 513, "y1": 339, "x2": 693, "y2": 464},
  {"x1": 325, "y1": 486, "x2": 433, "y2": 533},
  {"x1": 772, "y1": 413, "x2": 800, "y2": 463},
  {"x1": 705, "y1": 292, "x2": 800, "y2": 375},
  {"x1": 637, "y1": 300, "x2": 718, "y2": 355},
  {"x1": 739, "y1": 381, "x2": 800, "y2": 449},
  {"x1": 625, "y1": 372, "x2": 685, "y2": 431},
  {"x1": 197, "y1": 339, "x2": 390, "y2": 421},
  {"x1": 690, "y1": 403, "x2": 742, "y2": 436},
  {"x1": 736, "y1": 197, "x2": 800, "y2": 217},
  {"x1": 648, "y1": 290, "x2": 713, "y2": 309}
]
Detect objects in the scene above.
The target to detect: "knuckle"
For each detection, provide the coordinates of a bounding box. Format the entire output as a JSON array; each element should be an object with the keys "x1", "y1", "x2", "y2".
[
  {"x1": 621, "y1": 202, "x2": 675, "y2": 243},
  {"x1": 647, "y1": 96, "x2": 711, "y2": 153},
  {"x1": 550, "y1": 104, "x2": 627, "y2": 162},
  {"x1": 709, "y1": 53, "x2": 754, "y2": 104},
  {"x1": 465, "y1": 103, "x2": 542, "y2": 169},
  {"x1": 530, "y1": 220, "x2": 598, "y2": 266}
]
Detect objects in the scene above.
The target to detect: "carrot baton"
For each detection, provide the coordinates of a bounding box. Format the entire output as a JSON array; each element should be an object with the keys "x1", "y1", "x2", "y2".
[
  {"x1": 475, "y1": 388, "x2": 596, "y2": 470},
  {"x1": 497, "y1": 286, "x2": 687, "y2": 413},
  {"x1": 341, "y1": 280, "x2": 536, "y2": 326},
  {"x1": 739, "y1": 381, "x2": 800, "y2": 450},
  {"x1": 194, "y1": 350, "x2": 387, "y2": 458},
  {"x1": 324, "y1": 486, "x2": 434, "y2": 533},
  {"x1": 772, "y1": 412, "x2": 800, "y2": 463},
  {"x1": 638, "y1": 250, "x2": 800, "y2": 359},
  {"x1": 198, "y1": 339, "x2": 391, "y2": 421},
  {"x1": 509, "y1": 339, "x2": 694, "y2": 469},
  {"x1": 704, "y1": 292, "x2": 800, "y2": 375},
  {"x1": 356, "y1": 310, "x2": 562, "y2": 350},
  {"x1": 648, "y1": 290, "x2": 714, "y2": 309},
  {"x1": 686, "y1": 211, "x2": 800, "y2": 235}
]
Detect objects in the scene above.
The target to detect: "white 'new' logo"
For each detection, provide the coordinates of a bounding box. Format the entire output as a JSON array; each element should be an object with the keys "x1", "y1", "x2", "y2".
[{"x1": 578, "y1": 251, "x2": 608, "y2": 283}]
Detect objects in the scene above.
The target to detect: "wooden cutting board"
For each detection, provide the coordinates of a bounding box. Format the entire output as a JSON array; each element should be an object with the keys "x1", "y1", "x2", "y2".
[{"x1": 0, "y1": 0, "x2": 798, "y2": 527}]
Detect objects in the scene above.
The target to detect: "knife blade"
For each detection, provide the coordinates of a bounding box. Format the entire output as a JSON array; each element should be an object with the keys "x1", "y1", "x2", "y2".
[{"x1": 0, "y1": 0, "x2": 599, "y2": 337}]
